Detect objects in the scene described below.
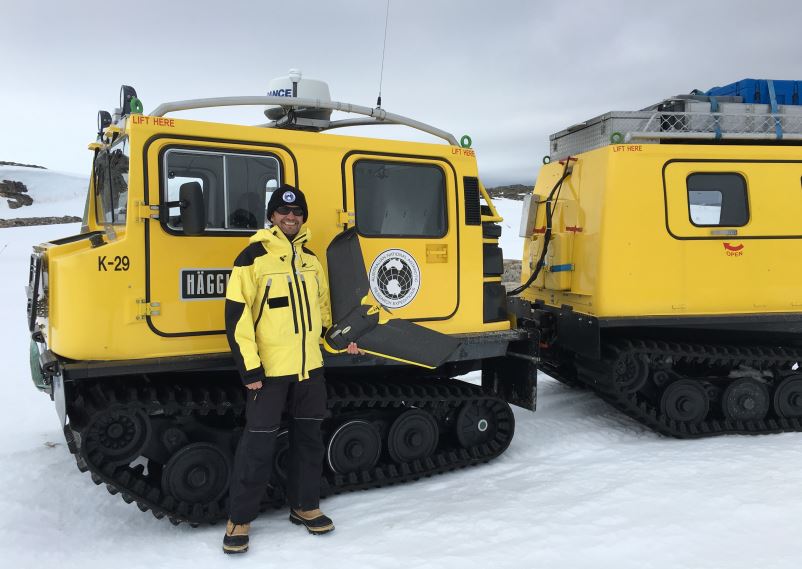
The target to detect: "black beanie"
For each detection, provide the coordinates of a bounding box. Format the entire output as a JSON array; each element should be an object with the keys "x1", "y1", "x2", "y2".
[{"x1": 266, "y1": 184, "x2": 308, "y2": 222}]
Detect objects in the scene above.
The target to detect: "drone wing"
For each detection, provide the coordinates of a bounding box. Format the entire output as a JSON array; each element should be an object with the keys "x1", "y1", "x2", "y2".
[
  {"x1": 324, "y1": 228, "x2": 461, "y2": 369},
  {"x1": 326, "y1": 228, "x2": 371, "y2": 322}
]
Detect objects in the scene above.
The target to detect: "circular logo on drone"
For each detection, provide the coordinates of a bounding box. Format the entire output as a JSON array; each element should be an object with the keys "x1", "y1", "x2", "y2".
[
  {"x1": 282, "y1": 191, "x2": 296, "y2": 203},
  {"x1": 369, "y1": 249, "x2": 421, "y2": 308}
]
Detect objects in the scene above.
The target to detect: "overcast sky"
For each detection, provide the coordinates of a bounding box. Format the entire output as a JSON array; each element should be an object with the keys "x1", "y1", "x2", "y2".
[{"x1": 2, "y1": 0, "x2": 801, "y2": 185}]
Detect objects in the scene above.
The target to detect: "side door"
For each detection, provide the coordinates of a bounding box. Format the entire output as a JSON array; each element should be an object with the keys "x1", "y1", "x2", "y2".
[
  {"x1": 663, "y1": 159, "x2": 802, "y2": 239},
  {"x1": 342, "y1": 154, "x2": 459, "y2": 321},
  {"x1": 144, "y1": 138, "x2": 293, "y2": 336},
  {"x1": 662, "y1": 158, "x2": 802, "y2": 310}
]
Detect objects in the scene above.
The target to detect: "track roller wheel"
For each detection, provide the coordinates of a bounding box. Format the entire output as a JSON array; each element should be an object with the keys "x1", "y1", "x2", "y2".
[
  {"x1": 387, "y1": 410, "x2": 439, "y2": 464},
  {"x1": 84, "y1": 406, "x2": 151, "y2": 466},
  {"x1": 721, "y1": 378, "x2": 769, "y2": 421},
  {"x1": 327, "y1": 420, "x2": 382, "y2": 474},
  {"x1": 455, "y1": 401, "x2": 498, "y2": 448},
  {"x1": 612, "y1": 352, "x2": 650, "y2": 393},
  {"x1": 161, "y1": 427, "x2": 189, "y2": 454},
  {"x1": 161, "y1": 442, "x2": 231, "y2": 504},
  {"x1": 773, "y1": 375, "x2": 802, "y2": 418},
  {"x1": 660, "y1": 380, "x2": 709, "y2": 424}
]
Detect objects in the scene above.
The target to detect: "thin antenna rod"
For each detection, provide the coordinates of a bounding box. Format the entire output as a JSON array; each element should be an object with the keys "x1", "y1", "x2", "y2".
[{"x1": 377, "y1": 0, "x2": 391, "y2": 108}]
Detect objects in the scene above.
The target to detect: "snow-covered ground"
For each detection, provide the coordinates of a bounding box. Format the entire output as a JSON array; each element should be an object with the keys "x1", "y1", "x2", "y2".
[
  {"x1": 2, "y1": 195, "x2": 802, "y2": 568},
  {"x1": 0, "y1": 166, "x2": 87, "y2": 218}
]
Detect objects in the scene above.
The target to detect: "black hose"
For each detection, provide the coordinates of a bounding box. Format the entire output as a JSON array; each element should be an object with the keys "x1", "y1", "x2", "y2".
[{"x1": 507, "y1": 158, "x2": 573, "y2": 297}]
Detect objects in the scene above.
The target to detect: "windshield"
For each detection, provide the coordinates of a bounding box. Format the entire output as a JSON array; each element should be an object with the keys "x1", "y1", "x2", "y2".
[{"x1": 94, "y1": 137, "x2": 129, "y2": 225}]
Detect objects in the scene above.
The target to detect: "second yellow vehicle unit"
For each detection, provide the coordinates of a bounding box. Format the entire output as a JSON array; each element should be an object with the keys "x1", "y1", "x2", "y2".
[{"x1": 514, "y1": 80, "x2": 802, "y2": 437}]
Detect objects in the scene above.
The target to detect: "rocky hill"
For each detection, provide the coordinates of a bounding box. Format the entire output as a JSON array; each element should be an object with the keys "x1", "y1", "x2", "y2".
[
  {"x1": 0, "y1": 164, "x2": 87, "y2": 227},
  {"x1": 0, "y1": 215, "x2": 82, "y2": 229},
  {"x1": 0, "y1": 161, "x2": 46, "y2": 169},
  {"x1": 0, "y1": 173, "x2": 82, "y2": 226},
  {"x1": 485, "y1": 183, "x2": 530, "y2": 201},
  {"x1": 0, "y1": 179, "x2": 33, "y2": 209}
]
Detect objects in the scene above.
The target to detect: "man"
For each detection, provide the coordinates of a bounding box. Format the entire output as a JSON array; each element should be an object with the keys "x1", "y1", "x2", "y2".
[{"x1": 222, "y1": 184, "x2": 359, "y2": 554}]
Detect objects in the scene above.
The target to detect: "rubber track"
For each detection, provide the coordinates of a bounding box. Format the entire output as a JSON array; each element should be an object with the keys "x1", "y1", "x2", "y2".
[
  {"x1": 571, "y1": 338, "x2": 802, "y2": 439},
  {"x1": 70, "y1": 377, "x2": 515, "y2": 526}
]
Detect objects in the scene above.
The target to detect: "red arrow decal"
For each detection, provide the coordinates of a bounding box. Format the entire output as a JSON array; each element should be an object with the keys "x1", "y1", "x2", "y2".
[{"x1": 723, "y1": 242, "x2": 744, "y2": 252}]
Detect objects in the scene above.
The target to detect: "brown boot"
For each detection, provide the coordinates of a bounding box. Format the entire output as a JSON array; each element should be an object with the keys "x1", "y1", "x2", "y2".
[
  {"x1": 289, "y1": 508, "x2": 335, "y2": 534},
  {"x1": 222, "y1": 520, "x2": 250, "y2": 554}
]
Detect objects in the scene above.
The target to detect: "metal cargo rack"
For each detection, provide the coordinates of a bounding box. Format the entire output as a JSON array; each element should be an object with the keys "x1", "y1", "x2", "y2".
[{"x1": 549, "y1": 102, "x2": 802, "y2": 161}]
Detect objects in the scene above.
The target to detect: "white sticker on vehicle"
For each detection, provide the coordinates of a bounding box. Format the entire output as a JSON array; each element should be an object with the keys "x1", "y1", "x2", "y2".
[{"x1": 368, "y1": 249, "x2": 421, "y2": 308}]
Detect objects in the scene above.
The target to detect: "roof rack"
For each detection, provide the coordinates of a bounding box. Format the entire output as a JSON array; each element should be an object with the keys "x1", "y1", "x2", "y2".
[
  {"x1": 148, "y1": 96, "x2": 459, "y2": 146},
  {"x1": 549, "y1": 102, "x2": 802, "y2": 161}
]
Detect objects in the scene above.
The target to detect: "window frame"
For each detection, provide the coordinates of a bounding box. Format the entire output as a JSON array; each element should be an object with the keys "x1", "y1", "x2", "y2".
[
  {"x1": 686, "y1": 172, "x2": 750, "y2": 228},
  {"x1": 160, "y1": 146, "x2": 282, "y2": 236},
  {"x1": 352, "y1": 159, "x2": 448, "y2": 239}
]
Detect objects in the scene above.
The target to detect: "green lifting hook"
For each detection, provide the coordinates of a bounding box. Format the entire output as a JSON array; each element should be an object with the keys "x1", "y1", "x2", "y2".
[{"x1": 130, "y1": 97, "x2": 144, "y2": 115}]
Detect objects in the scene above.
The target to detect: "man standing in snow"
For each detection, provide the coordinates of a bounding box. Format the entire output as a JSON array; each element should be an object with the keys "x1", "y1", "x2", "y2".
[{"x1": 222, "y1": 184, "x2": 359, "y2": 554}]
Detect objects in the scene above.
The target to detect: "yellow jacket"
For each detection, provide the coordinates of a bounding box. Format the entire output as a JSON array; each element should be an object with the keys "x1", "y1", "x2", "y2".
[{"x1": 225, "y1": 226, "x2": 331, "y2": 383}]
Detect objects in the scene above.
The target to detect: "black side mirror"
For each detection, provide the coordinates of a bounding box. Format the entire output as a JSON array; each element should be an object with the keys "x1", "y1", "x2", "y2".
[
  {"x1": 180, "y1": 182, "x2": 206, "y2": 235},
  {"x1": 120, "y1": 85, "x2": 138, "y2": 116},
  {"x1": 97, "y1": 111, "x2": 112, "y2": 138}
]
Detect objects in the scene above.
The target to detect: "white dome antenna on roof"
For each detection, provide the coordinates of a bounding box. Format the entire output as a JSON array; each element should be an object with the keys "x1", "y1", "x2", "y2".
[{"x1": 264, "y1": 69, "x2": 332, "y2": 125}]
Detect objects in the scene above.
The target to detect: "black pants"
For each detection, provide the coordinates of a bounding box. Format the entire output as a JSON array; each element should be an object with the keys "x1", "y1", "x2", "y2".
[{"x1": 228, "y1": 373, "x2": 327, "y2": 524}]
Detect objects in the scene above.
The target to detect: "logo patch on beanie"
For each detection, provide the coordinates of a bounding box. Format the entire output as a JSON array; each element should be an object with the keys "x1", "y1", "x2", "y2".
[{"x1": 282, "y1": 191, "x2": 296, "y2": 203}]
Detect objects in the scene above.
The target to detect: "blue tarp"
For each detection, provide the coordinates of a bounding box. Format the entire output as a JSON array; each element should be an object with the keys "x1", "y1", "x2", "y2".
[{"x1": 706, "y1": 79, "x2": 801, "y2": 106}]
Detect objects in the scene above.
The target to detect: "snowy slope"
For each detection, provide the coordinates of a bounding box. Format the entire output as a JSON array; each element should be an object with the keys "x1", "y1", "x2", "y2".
[
  {"x1": 2, "y1": 225, "x2": 802, "y2": 568},
  {"x1": 491, "y1": 197, "x2": 525, "y2": 261},
  {"x1": 0, "y1": 166, "x2": 87, "y2": 218}
]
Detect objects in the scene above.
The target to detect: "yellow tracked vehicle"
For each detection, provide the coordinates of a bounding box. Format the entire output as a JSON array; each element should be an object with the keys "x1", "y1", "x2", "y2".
[
  {"x1": 514, "y1": 79, "x2": 802, "y2": 437},
  {"x1": 27, "y1": 75, "x2": 536, "y2": 524}
]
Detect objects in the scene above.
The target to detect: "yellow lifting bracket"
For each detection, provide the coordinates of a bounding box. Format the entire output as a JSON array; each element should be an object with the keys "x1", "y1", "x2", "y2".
[
  {"x1": 103, "y1": 125, "x2": 123, "y2": 139},
  {"x1": 478, "y1": 181, "x2": 503, "y2": 222}
]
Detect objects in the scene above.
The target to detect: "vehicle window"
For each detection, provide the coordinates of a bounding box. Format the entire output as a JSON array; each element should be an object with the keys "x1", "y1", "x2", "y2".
[
  {"x1": 94, "y1": 138, "x2": 129, "y2": 225},
  {"x1": 354, "y1": 160, "x2": 446, "y2": 237},
  {"x1": 688, "y1": 190, "x2": 722, "y2": 224},
  {"x1": 687, "y1": 173, "x2": 748, "y2": 227},
  {"x1": 163, "y1": 149, "x2": 280, "y2": 232},
  {"x1": 226, "y1": 154, "x2": 282, "y2": 229}
]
